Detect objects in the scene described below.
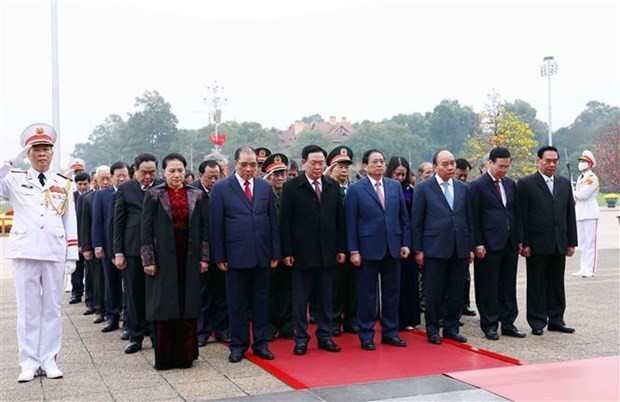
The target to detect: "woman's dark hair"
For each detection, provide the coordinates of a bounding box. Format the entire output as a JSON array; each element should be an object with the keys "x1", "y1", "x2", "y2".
[
  {"x1": 162, "y1": 153, "x2": 187, "y2": 170},
  {"x1": 385, "y1": 156, "x2": 411, "y2": 184}
]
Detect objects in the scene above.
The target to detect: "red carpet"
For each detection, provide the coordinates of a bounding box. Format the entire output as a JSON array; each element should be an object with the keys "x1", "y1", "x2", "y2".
[
  {"x1": 449, "y1": 355, "x2": 620, "y2": 401},
  {"x1": 246, "y1": 329, "x2": 521, "y2": 389}
]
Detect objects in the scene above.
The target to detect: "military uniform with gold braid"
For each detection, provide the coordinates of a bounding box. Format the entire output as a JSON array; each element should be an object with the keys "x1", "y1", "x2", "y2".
[{"x1": 0, "y1": 123, "x2": 78, "y2": 382}]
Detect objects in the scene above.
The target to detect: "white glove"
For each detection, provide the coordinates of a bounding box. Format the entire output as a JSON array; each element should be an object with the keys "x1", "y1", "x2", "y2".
[
  {"x1": 65, "y1": 261, "x2": 77, "y2": 275},
  {"x1": 10, "y1": 146, "x2": 30, "y2": 166}
]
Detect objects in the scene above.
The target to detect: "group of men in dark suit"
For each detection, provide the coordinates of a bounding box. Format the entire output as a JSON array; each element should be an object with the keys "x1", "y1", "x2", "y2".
[{"x1": 70, "y1": 143, "x2": 578, "y2": 365}]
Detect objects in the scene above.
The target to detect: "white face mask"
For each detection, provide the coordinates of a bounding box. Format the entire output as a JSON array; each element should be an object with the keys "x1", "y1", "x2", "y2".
[{"x1": 578, "y1": 161, "x2": 589, "y2": 172}]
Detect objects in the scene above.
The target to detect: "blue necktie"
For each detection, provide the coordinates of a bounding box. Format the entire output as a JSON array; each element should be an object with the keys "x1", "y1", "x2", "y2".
[
  {"x1": 441, "y1": 181, "x2": 453, "y2": 210},
  {"x1": 546, "y1": 178, "x2": 554, "y2": 194}
]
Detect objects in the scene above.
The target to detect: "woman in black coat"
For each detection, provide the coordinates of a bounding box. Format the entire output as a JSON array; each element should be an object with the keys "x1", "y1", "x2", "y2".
[{"x1": 141, "y1": 153, "x2": 209, "y2": 370}]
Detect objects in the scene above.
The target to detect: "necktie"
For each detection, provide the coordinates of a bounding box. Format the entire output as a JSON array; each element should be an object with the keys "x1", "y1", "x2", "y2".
[
  {"x1": 38, "y1": 173, "x2": 46, "y2": 187},
  {"x1": 494, "y1": 179, "x2": 504, "y2": 204},
  {"x1": 375, "y1": 181, "x2": 385, "y2": 209},
  {"x1": 313, "y1": 180, "x2": 321, "y2": 201},
  {"x1": 546, "y1": 178, "x2": 554, "y2": 194},
  {"x1": 441, "y1": 181, "x2": 453, "y2": 210},
  {"x1": 244, "y1": 181, "x2": 252, "y2": 201}
]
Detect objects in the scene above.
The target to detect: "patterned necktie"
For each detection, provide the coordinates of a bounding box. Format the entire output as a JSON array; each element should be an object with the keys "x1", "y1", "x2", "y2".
[
  {"x1": 375, "y1": 181, "x2": 385, "y2": 209},
  {"x1": 441, "y1": 181, "x2": 453, "y2": 210},
  {"x1": 313, "y1": 180, "x2": 321, "y2": 201},
  {"x1": 244, "y1": 181, "x2": 252, "y2": 201},
  {"x1": 38, "y1": 173, "x2": 46, "y2": 187}
]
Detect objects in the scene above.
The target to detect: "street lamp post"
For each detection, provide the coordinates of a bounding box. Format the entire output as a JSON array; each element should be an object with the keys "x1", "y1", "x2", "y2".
[{"x1": 540, "y1": 56, "x2": 558, "y2": 146}]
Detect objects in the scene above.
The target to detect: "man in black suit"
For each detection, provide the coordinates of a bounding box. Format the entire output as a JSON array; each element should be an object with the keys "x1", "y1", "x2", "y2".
[
  {"x1": 79, "y1": 166, "x2": 111, "y2": 322},
  {"x1": 192, "y1": 159, "x2": 230, "y2": 347},
  {"x1": 517, "y1": 145, "x2": 578, "y2": 336},
  {"x1": 280, "y1": 144, "x2": 346, "y2": 356},
  {"x1": 113, "y1": 153, "x2": 158, "y2": 353},
  {"x1": 470, "y1": 147, "x2": 526, "y2": 340},
  {"x1": 69, "y1": 172, "x2": 92, "y2": 305}
]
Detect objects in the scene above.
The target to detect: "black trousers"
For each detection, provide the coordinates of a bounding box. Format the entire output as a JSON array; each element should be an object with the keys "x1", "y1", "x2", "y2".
[
  {"x1": 474, "y1": 243, "x2": 518, "y2": 333},
  {"x1": 332, "y1": 261, "x2": 357, "y2": 331},
  {"x1": 71, "y1": 255, "x2": 85, "y2": 298},
  {"x1": 424, "y1": 257, "x2": 467, "y2": 337},
  {"x1": 526, "y1": 253, "x2": 567, "y2": 330},
  {"x1": 225, "y1": 266, "x2": 270, "y2": 354},
  {"x1": 268, "y1": 264, "x2": 293, "y2": 337},
  {"x1": 89, "y1": 258, "x2": 106, "y2": 314},
  {"x1": 102, "y1": 257, "x2": 122, "y2": 321},
  {"x1": 198, "y1": 267, "x2": 229, "y2": 341},
  {"x1": 124, "y1": 256, "x2": 150, "y2": 342},
  {"x1": 292, "y1": 267, "x2": 335, "y2": 343}
]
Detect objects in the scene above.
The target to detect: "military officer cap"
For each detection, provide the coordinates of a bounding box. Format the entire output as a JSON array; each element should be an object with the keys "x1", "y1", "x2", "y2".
[
  {"x1": 327, "y1": 145, "x2": 354, "y2": 166},
  {"x1": 578, "y1": 150, "x2": 596, "y2": 168},
  {"x1": 261, "y1": 153, "x2": 289, "y2": 175},
  {"x1": 68, "y1": 157, "x2": 86, "y2": 171},
  {"x1": 255, "y1": 147, "x2": 272, "y2": 164},
  {"x1": 20, "y1": 123, "x2": 57, "y2": 148}
]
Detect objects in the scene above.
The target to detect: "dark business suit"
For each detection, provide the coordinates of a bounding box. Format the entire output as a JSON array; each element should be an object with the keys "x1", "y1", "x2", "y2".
[
  {"x1": 93, "y1": 186, "x2": 122, "y2": 323},
  {"x1": 412, "y1": 175, "x2": 473, "y2": 337},
  {"x1": 517, "y1": 172, "x2": 577, "y2": 330},
  {"x1": 191, "y1": 179, "x2": 229, "y2": 344},
  {"x1": 113, "y1": 179, "x2": 151, "y2": 342},
  {"x1": 345, "y1": 176, "x2": 411, "y2": 342},
  {"x1": 209, "y1": 175, "x2": 281, "y2": 354},
  {"x1": 79, "y1": 190, "x2": 105, "y2": 315},
  {"x1": 72, "y1": 190, "x2": 91, "y2": 303},
  {"x1": 470, "y1": 173, "x2": 519, "y2": 334},
  {"x1": 280, "y1": 175, "x2": 345, "y2": 343}
]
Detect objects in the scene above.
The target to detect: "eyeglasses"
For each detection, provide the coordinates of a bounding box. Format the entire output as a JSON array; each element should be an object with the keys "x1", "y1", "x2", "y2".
[
  {"x1": 238, "y1": 162, "x2": 258, "y2": 168},
  {"x1": 368, "y1": 159, "x2": 385, "y2": 166}
]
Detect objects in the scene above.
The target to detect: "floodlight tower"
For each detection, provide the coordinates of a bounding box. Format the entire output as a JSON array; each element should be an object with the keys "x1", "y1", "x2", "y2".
[
  {"x1": 205, "y1": 81, "x2": 228, "y2": 152},
  {"x1": 540, "y1": 56, "x2": 558, "y2": 146}
]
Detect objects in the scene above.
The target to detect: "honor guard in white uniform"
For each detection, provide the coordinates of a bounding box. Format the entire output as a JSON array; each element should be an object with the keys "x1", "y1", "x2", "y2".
[
  {"x1": 0, "y1": 123, "x2": 78, "y2": 382},
  {"x1": 572, "y1": 150, "x2": 600, "y2": 278}
]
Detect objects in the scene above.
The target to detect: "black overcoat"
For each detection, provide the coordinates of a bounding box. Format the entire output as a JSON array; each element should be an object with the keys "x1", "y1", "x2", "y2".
[{"x1": 141, "y1": 183, "x2": 209, "y2": 321}]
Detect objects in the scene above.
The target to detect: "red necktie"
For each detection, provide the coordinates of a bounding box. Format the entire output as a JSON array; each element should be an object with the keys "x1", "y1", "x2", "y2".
[
  {"x1": 313, "y1": 180, "x2": 321, "y2": 201},
  {"x1": 244, "y1": 181, "x2": 252, "y2": 201}
]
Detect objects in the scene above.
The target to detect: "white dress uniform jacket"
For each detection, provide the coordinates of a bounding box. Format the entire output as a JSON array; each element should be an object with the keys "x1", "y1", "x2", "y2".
[
  {"x1": 0, "y1": 163, "x2": 78, "y2": 261},
  {"x1": 574, "y1": 171, "x2": 600, "y2": 221}
]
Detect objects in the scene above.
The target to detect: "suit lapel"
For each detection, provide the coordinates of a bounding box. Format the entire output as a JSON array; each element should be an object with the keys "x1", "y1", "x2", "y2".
[
  {"x1": 362, "y1": 177, "x2": 383, "y2": 209},
  {"x1": 158, "y1": 187, "x2": 173, "y2": 220},
  {"x1": 484, "y1": 174, "x2": 504, "y2": 206},
  {"x1": 430, "y1": 176, "x2": 452, "y2": 210},
  {"x1": 535, "y1": 173, "x2": 554, "y2": 199},
  {"x1": 228, "y1": 176, "x2": 252, "y2": 210}
]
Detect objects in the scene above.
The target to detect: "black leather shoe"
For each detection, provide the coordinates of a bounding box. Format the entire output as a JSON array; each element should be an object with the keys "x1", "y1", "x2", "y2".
[
  {"x1": 532, "y1": 328, "x2": 544, "y2": 336},
  {"x1": 502, "y1": 327, "x2": 527, "y2": 338},
  {"x1": 462, "y1": 305, "x2": 476, "y2": 316},
  {"x1": 381, "y1": 336, "x2": 407, "y2": 347},
  {"x1": 484, "y1": 330, "x2": 500, "y2": 341},
  {"x1": 198, "y1": 338, "x2": 208, "y2": 347},
  {"x1": 444, "y1": 333, "x2": 468, "y2": 343},
  {"x1": 69, "y1": 296, "x2": 81, "y2": 304},
  {"x1": 428, "y1": 334, "x2": 442, "y2": 345},
  {"x1": 293, "y1": 342, "x2": 308, "y2": 355},
  {"x1": 83, "y1": 307, "x2": 95, "y2": 315},
  {"x1": 318, "y1": 339, "x2": 341, "y2": 352},
  {"x1": 101, "y1": 321, "x2": 119, "y2": 333},
  {"x1": 548, "y1": 324, "x2": 575, "y2": 334},
  {"x1": 458, "y1": 321, "x2": 464, "y2": 327},
  {"x1": 120, "y1": 330, "x2": 130, "y2": 340},
  {"x1": 228, "y1": 351, "x2": 244, "y2": 363},
  {"x1": 253, "y1": 348, "x2": 275, "y2": 360},
  {"x1": 125, "y1": 341, "x2": 142, "y2": 354},
  {"x1": 93, "y1": 313, "x2": 105, "y2": 324},
  {"x1": 360, "y1": 339, "x2": 376, "y2": 351},
  {"x1": 215, "y1": 333, "x2": 232, "y2": 343}
]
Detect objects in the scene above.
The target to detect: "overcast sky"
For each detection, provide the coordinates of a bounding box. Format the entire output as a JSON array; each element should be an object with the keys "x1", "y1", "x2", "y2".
[{"x1": 1, "y1": 0, "x2": 618, "y2": 167}]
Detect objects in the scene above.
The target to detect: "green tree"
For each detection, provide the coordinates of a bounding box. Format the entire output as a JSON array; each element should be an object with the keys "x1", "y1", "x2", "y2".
[
  {"x1": 463, "y1": 94, "x2": 538, "y2": 180},
  {"x1": 504, "y1": 99, "x2": 548, "y2": 146},
  {"x1": 72, "y1": 114, "x2": 127, "y2": 168},
  {"x1": 301, "y1": 114, "x2": 324, "y2": 123},
  {"x1": 425, "y1": 99, "x2": 479, "y2": 155},
  {"x1": 593, "y1": 121, "x2": 620, "y2": 192}
]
